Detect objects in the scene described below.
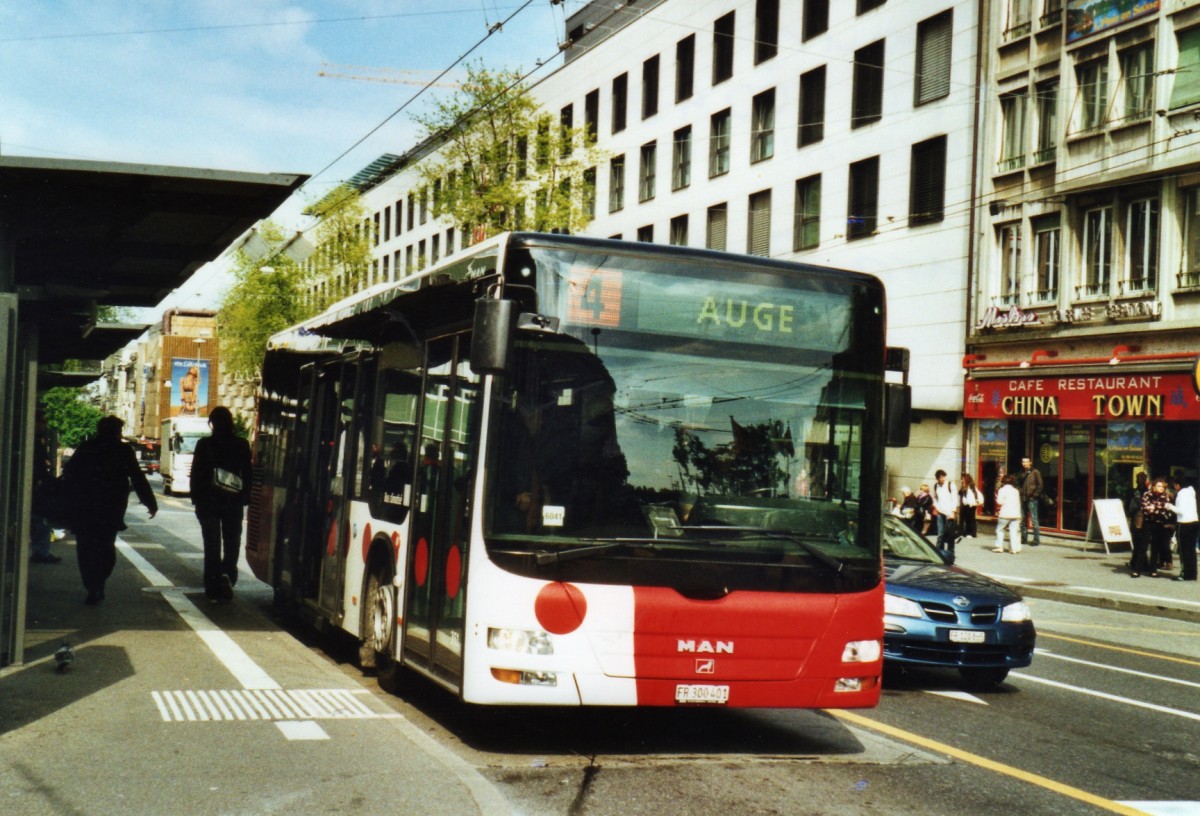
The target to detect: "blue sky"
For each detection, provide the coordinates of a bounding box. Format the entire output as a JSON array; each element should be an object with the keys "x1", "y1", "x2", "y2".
[{"x1": 1, "y1": 1, "x2": 585, "y2": 310}]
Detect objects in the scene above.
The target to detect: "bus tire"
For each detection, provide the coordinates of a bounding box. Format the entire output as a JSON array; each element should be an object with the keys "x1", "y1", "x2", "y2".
[{"x1": 360, "y1": 565, "x2": 395, "y2": 674}]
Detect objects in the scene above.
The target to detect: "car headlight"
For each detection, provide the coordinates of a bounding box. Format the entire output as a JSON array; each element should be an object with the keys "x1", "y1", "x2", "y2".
[
  {"x1": 1001, "y1": 601, "x2": 1032, "y2": 623},
  {"x1": 884, "y1": 593, "x2": 923, "y2": 619}
]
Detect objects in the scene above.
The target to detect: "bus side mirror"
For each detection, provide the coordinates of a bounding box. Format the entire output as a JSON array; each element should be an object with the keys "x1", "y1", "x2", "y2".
[
  {"x1": 885, "y1": 383, "x2": 911, "y2": 448},
  {"x1": 471, "y1": 298, "x2": 518, "y2": 375}
]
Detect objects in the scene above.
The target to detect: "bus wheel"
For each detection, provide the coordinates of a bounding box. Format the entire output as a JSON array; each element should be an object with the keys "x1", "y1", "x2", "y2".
[{"x1": 360, "y1": 567, "x2": 395, "y2": 674}]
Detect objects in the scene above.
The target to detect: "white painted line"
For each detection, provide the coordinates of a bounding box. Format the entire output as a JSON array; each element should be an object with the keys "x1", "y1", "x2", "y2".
[
  {"x1": 276, "y1": 721, "x2": 330, "y2": 741},
  {"x1": 924, "y1": 690, "x2": 988, "y2": 705},
  {"x1": 1117, "y1": 803, "x2": 1200, "y2": 816},
  {"x1": 1012, "y1": 672, "x2": 1200, "y2": 723},
  {"x1": 1036, "y1": 651, "x2": 1200, "y2": 690}
]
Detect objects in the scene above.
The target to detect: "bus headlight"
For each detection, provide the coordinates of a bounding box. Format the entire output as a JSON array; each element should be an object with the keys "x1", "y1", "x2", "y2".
[
  {"x1": 487, "y1": 628, "x2": 554, "y2": 655},
  {"x1": 884, "y1": 593, "x2": 923, "y2": 619},
  {"x1": 1001, "y1": 601, "x2": 1032, "y2": 623},
  {"x1": 841, "y1": 639, "x2": 881, "y2": 663}
]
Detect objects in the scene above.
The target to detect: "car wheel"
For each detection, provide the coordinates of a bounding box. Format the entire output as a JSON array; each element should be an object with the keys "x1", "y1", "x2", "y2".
[{"x1": 959, "y1": 666, "x2": 1009, "y2": 688}]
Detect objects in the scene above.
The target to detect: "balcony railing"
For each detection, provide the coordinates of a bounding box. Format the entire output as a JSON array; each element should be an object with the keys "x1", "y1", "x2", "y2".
[
  {"x1": 1120, "y1": 276, "x2": 1156, "y2": 295},
  {"x1": 996, "y1": 155, "x2": 1026, "y2": 174},
  {"x1": 1039, "y1": 10, "x2": 1062, "y2": 27},
  {"x1": 1003, "y1": 21, "x2": 1032, "y2": 41},
  {"x1": 1177, "y1": 270, "x2": 1200, "y2": 289},
  {"x1": 1076, "y1": 282, "x2": 1109, "y2": 299},
  {"x1": 1032, "y1": 146, "x2": 1057, "y2": 164}
]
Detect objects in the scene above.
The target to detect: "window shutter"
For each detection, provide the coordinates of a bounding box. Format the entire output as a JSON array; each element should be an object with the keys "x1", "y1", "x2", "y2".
[
  {"x1": 748, "y1": 191, "x2": 772, "y2": 256},
  {"x1": 917, "y1": 12, "x2": 952, "y2": 104},
  {"x1": 707, "y1": 205, "x2": 728, "y2": 250},
  {"x1": 1171, "y1": 28, "x2": 1200, "y2": 110}
]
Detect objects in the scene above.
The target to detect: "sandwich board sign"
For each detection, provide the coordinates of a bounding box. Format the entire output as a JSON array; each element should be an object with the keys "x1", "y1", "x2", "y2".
[{"x1": 1086, "y1": 499, "x2": 1131, "y2": 555}]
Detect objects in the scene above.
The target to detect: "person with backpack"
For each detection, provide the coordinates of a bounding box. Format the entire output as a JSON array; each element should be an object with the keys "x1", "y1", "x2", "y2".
[
  {"x1": 190, "y1": 407, "x2": 253, "y2": 602},
  {"x1": 63, "y1": 415, "x2": 158, "y2": 604}
]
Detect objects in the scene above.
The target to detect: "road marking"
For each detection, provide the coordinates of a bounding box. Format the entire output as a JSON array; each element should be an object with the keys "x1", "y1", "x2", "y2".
[
  {"x1": 831, "y1": 709, "x2": 1149, "y2": 816},
  {"x1": 1011, "y1": 672, "x2": 1200, "y2": 723},
  {"x1": 923, "y1": 690, "x2": 988, "y2": 705},
  {"x1": 150, "y1": 688, "x2": 401, "y2": 722},
  {"x1": 1036, "y1": 650, "x2": 1200, "y2": 689},
  {"x1": 1117, "y1": 802, "x2": 1200, "y2": 816},
  {"x1": 1039, "y1": 633, "x2": 1200, "y2": 668}
]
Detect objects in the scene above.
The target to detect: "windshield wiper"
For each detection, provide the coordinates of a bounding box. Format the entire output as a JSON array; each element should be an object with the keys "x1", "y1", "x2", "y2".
[
  {"x1": 534, "y1": 537, "x2": 662, "y2": 566},
  {"x1": 687, "y1": 526, "x2": 846, "y2": 576}
]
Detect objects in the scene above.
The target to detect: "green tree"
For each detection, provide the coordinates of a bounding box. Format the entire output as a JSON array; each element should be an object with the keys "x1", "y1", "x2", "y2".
[
  {"x1": 303, "y1": 184, "x2": 373, "y2": 308},
  {"x1": 217, "y1": 221, "x2": 315, "y2": 379},
  {"x1": 412, "y1": 63, "x2": 606, "y2": 241},
  {"x1": 39, "y1": 387, "x2": 104, "y2": 447}
]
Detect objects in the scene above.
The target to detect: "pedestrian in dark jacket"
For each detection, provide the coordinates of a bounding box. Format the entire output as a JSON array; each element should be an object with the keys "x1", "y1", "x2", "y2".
[
  {"x1": 63, "y1": 415, "x2": 157, "y2": 604},
  {"x1": 190, "y1": 407, "x2": 253, "y2": 602},
  {"x1": 1016, "y1": 457, "x2": 1044, "y2": 547},
  {"x1": 1139, "y1": 477, "x2": 1175, "y2": 578}
]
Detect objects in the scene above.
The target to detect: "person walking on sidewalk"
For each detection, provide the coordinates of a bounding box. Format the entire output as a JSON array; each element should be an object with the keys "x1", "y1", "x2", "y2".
[
  {"x1": 932, "y1": 470, "x2": 959, "y2": 551},
  {"x1": 1139, "y1": 477, "x2": 1175, "y2": 578},
  {"x1": 958, "y1": 474, "x2": 983, "y2": 542},
  {"x1": 1168, "y1": 476, "x2": 1197, "y2": 582},
  {"x1": 63, "y1": 415, "x2": 158, "y2": 604},
  {"x1": 1016, "y1": 457, "x2": 1043, "y2": 547},
  {"x1": 190, "y1": 407, "x2": 253, "y2": 603},
  {"x1": 994, "y1": 474, "x2": 1022, "y2": 554}
]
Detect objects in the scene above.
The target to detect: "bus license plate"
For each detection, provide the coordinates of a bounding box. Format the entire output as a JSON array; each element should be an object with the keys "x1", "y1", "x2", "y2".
[
  {"x1": 675, "y1": 684, "x2": 730, "y2": 704},
  {"x1": 948, "y1": 629, "x2": 986, "y2": 644}
]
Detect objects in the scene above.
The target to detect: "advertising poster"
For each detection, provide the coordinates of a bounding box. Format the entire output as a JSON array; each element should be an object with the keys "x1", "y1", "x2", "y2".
[
  {"x1": 1067, "y1": 0, "x2": 1159, "y2": 44},
  {"x1": 979, "y1": 419, "x2": 1007, "y2": 459},
  {"x1": 1107, "y1": 421, "x2": 1145, "y2": 464},
  {"x1": 170, "y1": 358, "x2": 209, "y2": 417}
]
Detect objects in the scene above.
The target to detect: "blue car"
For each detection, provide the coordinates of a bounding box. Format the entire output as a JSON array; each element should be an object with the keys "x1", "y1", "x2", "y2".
[{"x1": 882, "y1": 515, "x2": 1036, "y2": 687}]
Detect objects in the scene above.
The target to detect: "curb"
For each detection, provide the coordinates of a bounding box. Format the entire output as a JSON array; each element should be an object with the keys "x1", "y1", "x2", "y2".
[{"x1": 1014, "y1": 584, "x2": 1200, "y2": 626}]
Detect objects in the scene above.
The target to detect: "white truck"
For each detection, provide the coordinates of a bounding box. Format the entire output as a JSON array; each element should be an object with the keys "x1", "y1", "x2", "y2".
[{"x1": 160, "y1": 415, "x2": 210, "y2": 495}]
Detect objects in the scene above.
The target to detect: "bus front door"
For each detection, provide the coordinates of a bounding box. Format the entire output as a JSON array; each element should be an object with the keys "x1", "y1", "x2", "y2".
[{"x1": 403, "y1": 335, "x2": 480, "y2": 687}]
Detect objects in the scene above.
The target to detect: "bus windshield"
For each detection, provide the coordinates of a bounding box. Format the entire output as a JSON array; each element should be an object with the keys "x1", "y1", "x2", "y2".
[{"x1": 484, "y1": 243, "x2": 885, "y2": 593}]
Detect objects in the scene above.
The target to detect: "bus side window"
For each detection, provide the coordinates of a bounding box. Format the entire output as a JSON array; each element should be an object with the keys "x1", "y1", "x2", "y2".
[{"x1": 370, "y1": 366, "x2": 421, "y2": 523}]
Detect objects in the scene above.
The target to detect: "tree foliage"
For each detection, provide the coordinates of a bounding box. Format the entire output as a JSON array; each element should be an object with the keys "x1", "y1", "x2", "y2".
[
  {"x1": 39, "y1": 387, "x2": 104, "y2": 448},
  {"x1": 412, "y1": 63, "x2": 606, "y2": 241},
  {"x1": 217, "y1": 221, "x2": 314, "y2": 379}
]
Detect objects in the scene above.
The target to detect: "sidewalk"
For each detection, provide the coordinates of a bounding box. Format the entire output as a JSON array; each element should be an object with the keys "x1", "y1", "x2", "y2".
[{"x1": 952, "y1": 521, "x2": 1200, "y2": 625}]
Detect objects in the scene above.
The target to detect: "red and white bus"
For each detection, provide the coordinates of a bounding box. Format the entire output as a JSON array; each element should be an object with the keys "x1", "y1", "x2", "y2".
[{"x1": 247, "y1": 232, "x2": 909, "y2": 708}]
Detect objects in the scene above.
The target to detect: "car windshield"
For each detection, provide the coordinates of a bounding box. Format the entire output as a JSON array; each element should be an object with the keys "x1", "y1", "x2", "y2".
[{"x1": 882, "y1": 515, "x2": 944, "y2": 564}]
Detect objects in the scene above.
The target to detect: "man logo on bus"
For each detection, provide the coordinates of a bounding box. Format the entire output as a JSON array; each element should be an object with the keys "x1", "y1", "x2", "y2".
[
  {"x1": 677, "y1": 640, "x2": 734, "y2": 654},
  {"x1": 695, "y1": 659, "x2": 716, "y2": 674}
]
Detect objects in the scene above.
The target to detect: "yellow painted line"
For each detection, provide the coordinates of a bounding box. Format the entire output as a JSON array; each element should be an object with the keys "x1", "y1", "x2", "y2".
[
  {"x1": 1040, "y1": 632, "x2": 1200, "y2": 668},
  {"x1": 831, "y1": 709, "x2": 1148, "y2": 816}
]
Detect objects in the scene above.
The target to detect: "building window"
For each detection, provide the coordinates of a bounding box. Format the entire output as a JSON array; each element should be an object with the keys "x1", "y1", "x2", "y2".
[
  {"x1": 560, "y1": 104, "x2": 574, "y2": 157},
  {"x1": 1126, "y1": 199, "x2": 1159, "y2": 293},
  {"x1": 713, "y1": 12, "x2": 735, "y2": 85},
  {"x1": 852, "y1": 40, "x2": 885, "y2": 128},
  {"x1": 858, "y1": 0, "x2": 886, "y2": 13},
  {"x1": 1076, "y1": 60, "x2": 1108, "y2": 132},
  {"x1": 1034, "y1": 82, "x2": 1058, "y2": 164},
  {"x1": 418, "y1": 239, "x2": 427, "y2": 269},
  {"x1": 998, "y1": 224, "x2": 1022, "y2": 305},
  {"x1": 747, "y1": 190, "x2": 772, "y2": 257},
  {"x1": 915, "y1": 11, "x2": 952, "y2": 105},
  {"x1": 612, "y1": 73, "x2": 628, "y2": 134},
  {"x1": 642, "y1": 55, "x2": 660, "y2": 119},
  {"x1": 1170, "y1": 28, "x2": 1200, "y2": 110},
  {"x1": 431, "y1": 234, "x2": 440, "y2": 265},
  {"x1": 372, "y1": 212, "x2": 381, "y2": 247},
  {"x1": 755, "y1": 0, "x2": 779, "y2": 64},
  {"x1": 407, "y1": 194, "x2": 415, "y2": 231},
  {"x1": 1120, "y1": 45, "x2": 1154, "y2": 123},
  {"x1": 794, "y1": 174, "x2": 821, "y2": 251},
  {"x1": 584, "y1": 89, "x2": 599, "y2": 145},
  {"x1": 609, "y1": 155, "x2": 625, "y2": 213},
  {"x1": 383, "y1": 207, "x2": 391, "y2": 242},
  {"x1": 1005, "y1": 0, "x2": 1031, "y2": 40},
  {"x1": 395, "y1": 200, "x2": 403, "y2": 236},
  {"x1": 672, "y1": 126, "x2": 692, "y2": 190},
  {"x1": 1183, "y1": 188, "x2": 1200, "y2": 287},
  {"x1": 446, "y1": 228, "x2": 455, "y2": 257},
  {"x1": 751, "y1": 89, "x2": 775, "y2": 163},
  {"x1": 637, "y1": 224, "x2": 654, "y2": 242},
  {"x1": 406, "y1": 245, "x2": 414, "y2": 273},
  {"x1": 909, "y1": 135, "x2": 946, "y2": 225},
  {"x1": 670, "y1": 214, "x2": 689, "y2": 246},
  {"x1": 999, "y1": 89, "x2": 1028, "y2": 172},
  {"x1": 803, "y1": 0, "x2": 829, "y2": 41},
  {"x1": 1032, "y1": 215, "x2": 1060, "y2": 303},
  {"x1": 381, "y1": 253, "x2": 389, "y2": 283},
  {"x1": 583, "y1": 166, "x2": 597, "y2": 221},
  {"x1": 1082, "y1": 206, "x2": 1113, "y2": 297},
  {"x1": 639, "y1": 141, "x2": 657, "y2": 202},
  {"x1": 707, "y1": 203, "x2": 728, "y2": 251},
  {"x1": 798, "y1": 66, "x2": 826, "y2": 146},
  {"x1": 847, "y1": 157, "x2": 879, "y2": 240},
  {"x1": 709, "y1": 108, "x2": 731, "y2": 177},
  {"x1": 675, "y1": 35, "x2": 695, "y2": 103}
]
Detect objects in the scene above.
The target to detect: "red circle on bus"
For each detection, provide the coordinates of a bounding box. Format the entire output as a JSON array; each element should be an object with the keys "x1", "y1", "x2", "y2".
[
  {"x1": 445, "y1": 546, "x2": 462, "y2": 599},
  {"x1": 414, "y1": 538, "x2": 429, "y2": 588},
  {"x1": 362, "y1": 524, "x2": 373, "y2": 562},
  {"x1": 325, "y1": 520, "x2": 337, "y2": 558},
  {"x1": 391, "y1": 530, "x2": 401, "y2": 559},
  {"x1": 534, "y1": 582, "x2": 587, "y2": 635}
]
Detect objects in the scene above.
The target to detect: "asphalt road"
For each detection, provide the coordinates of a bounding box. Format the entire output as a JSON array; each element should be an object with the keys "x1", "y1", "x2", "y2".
[{"x1": 12, "y1": 481, "x2": 1194, "y2": 816}]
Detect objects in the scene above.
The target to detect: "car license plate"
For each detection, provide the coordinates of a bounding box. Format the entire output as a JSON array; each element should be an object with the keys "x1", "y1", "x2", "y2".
[
  {"x1": 949, "y1": 629, "x2": 986, "y2": 644},
  {"x1": 675, "y1": 684, "x2": 730, "y2": 704}
]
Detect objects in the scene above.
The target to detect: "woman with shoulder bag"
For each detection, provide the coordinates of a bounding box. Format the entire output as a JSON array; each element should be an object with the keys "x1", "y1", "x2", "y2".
[
  {"x1": 190, "y1": 407, "x2": 253, "y2": 602},
  {"x1": 958, "y1": 474, "x2": 982, "y2": 541}
]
